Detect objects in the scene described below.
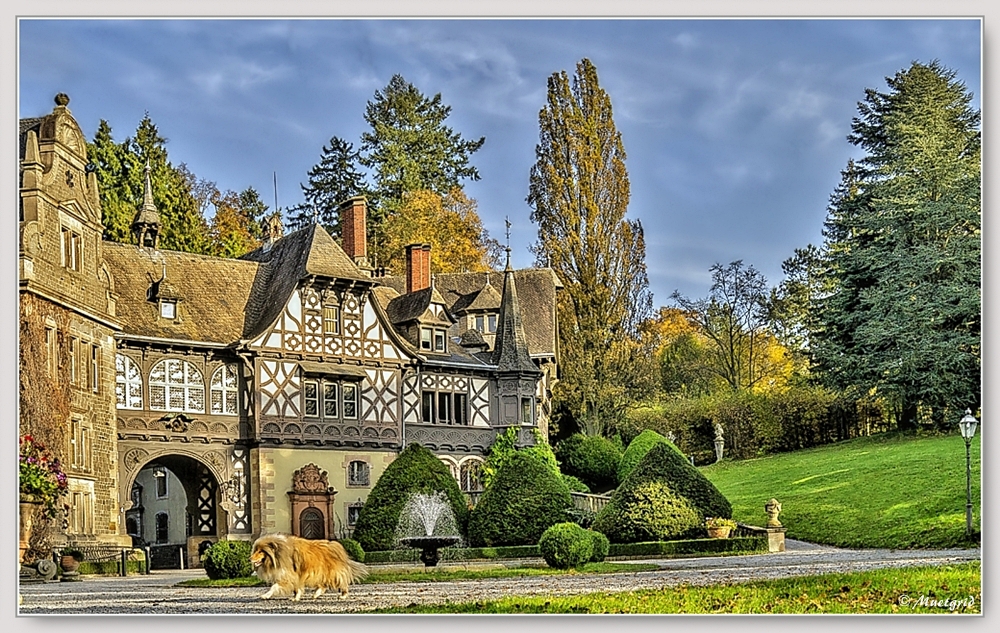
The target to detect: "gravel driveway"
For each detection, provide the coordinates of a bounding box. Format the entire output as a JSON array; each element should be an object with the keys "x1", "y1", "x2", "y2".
[{"x1": 17, "y1": 541, "x2": 980, "y2": 615}]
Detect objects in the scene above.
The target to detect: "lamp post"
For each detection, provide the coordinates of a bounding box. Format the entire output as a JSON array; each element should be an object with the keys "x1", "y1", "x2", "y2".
[{"x1": 958, "y1": 409, "x2": 979, "y2": 539}]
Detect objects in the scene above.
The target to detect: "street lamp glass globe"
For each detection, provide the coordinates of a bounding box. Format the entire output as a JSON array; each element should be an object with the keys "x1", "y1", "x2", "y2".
[{"x1": 959, "y1": 409, "x2": 978, "y2": 439}]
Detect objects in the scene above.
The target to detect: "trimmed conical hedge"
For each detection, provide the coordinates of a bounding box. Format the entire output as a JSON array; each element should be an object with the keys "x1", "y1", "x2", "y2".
[
  {"x1": 592, "y1": 442, "x2": 732, "y2": 543},
  {"x1": 617, "y1": 429, "x2": 685, "y2": 483},
  {"x1": 468, "y1": 450, "x2": 573, "y2": 547},
  {"x1": 351, "y1": 443, "x2": 469, "y2": 552}
]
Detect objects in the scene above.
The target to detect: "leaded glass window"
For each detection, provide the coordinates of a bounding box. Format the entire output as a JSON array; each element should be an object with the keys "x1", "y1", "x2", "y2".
[
  {"x1": 210, "y1": 364, "x2": 239, "y2": 415},
  {"x1": 148, "y1": 359, "x2": 205, "y2": 413},
  {"x1": 116, "y1": 354, "x2": 143, "y2": 409},
  {"x1": 343, "y1": 384, "x2": 358, "y2": 419},
  {"x1": 304, "y1": 380, "x2": 319, "y2": 417}
]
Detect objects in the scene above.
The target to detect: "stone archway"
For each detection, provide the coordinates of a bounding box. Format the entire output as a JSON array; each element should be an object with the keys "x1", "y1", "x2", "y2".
[{"x1": 119, "y1": 445, "x2": 249, "y2": 568}]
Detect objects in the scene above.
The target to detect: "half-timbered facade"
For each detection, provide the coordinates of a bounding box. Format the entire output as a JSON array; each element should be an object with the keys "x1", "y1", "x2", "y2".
[{"x1": 18, "y1": 95, "x2": 560, "y2": 562}]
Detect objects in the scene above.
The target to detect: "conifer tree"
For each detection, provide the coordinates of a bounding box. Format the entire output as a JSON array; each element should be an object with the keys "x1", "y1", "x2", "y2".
[
  {"x1": 360, "y1": 74, "x2": 485, "y2": 262},
  {"x1": 527, "y1": 58, "x2": 655, "y2": 436},
  {"x1": 814, "y1": 61, "x2": 981, "y2": 428},
  {"x1": 88, "y1": 114, "x2": 210, "y2": 254},
  {"x1": 285, "y1": 136, "x2": 366, "y2": 235}
]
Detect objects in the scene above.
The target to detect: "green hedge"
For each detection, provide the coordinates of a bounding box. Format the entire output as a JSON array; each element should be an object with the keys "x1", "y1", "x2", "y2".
[
  {"x1": 555, "y1": 434, "x2": 623, "y2": 492},
  {"x1": 76, "y1": 558, "x2": 147, "y2": 576},
  {"x1": 608, "y1": 537, "x2": 768, "y2": 558},
  {"x1": 539, "y1": 522, "x2": 594, "y2": 569},
  {"x1": 360, "y1": 538, "x2": 765, "y2": 563},
  {"x1": 203, "y1": 540, "x2": 254, "y2": 579},
  {"x1": 364, "y1": 544, "x2": 541, "y2": 564},
  {"x1": 468, "y1": 450, "x2": 573, "y2": 547},
  {"x1": 618, "y1": 429, "x2": 684, "y2": 483},
  {"x1": 352, "y1": 443, "x2": 470, "y2": 552}
]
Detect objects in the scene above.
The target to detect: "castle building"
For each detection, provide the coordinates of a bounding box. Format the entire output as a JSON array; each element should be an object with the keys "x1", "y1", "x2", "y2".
[{"x1": 18, "y1": 95, "x2": 560, "y2": 565}]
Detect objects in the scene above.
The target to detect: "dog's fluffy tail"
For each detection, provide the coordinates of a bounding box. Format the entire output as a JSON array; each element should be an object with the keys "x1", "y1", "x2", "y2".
[{"x1": 347, "y1": 557, "x2": 369, "y2": 581}]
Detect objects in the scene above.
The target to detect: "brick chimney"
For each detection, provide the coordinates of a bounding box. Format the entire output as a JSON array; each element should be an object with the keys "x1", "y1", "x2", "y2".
[
  {"x1": 340, "y1": 196, "x2": 367, "y2": 263},
  {"x1": 406, "y1": 243, "x2": 432, "y2": 294}
]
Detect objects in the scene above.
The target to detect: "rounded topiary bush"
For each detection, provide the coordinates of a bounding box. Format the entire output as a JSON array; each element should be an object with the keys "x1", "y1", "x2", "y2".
[
  {"x1": 562, "y1": 474, "x2": 590, "y2": 493},
  {"x1": 202, "y1": 540, "x2": 253, "y2": 580},
  {"x1": 592, "y1": 442, "x2": 732, "y2": 543},
  {"x1": 592, "y1": 480, "x2": 703, "y2": 543},
  {"x1": 351, "y1": 443, "x2": 470, "y2": 552},
  {"x1": 588, "y1": 529, "x2": 610, "y2": 562},
  {"x1": 539, "y1": 522, "x2": 593, "y2": 569},
  {"x1": 555, "y1": 433, "x2": 623, "y2": 492},
  {"x1": 468, "y1": 450, "x2": 573, "y2": 547},
  {"x1": 338, "y1": 538, "x2": 364, "y2": 562}
]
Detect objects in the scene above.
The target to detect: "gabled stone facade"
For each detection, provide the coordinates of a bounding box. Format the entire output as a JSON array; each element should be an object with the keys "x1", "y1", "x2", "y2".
[{"x1": 18, "y1": 95, "x2": 561, "y2": 560}]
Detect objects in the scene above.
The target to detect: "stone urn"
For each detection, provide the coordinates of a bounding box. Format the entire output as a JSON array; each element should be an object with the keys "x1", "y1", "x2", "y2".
[
  {"x1": 60, "y1": 549, "x2": 84, "y2": 580},
  {"x1": 19, "y1": 497, "x2": 43, "y2": 564}
]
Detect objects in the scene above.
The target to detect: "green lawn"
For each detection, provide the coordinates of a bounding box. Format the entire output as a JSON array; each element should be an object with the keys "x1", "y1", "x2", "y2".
[
  {"x1": 368, "y1": 561, "x2": 980, "y2": 614},
  {"x1": 701, "y1": 432, "x2": 981, "y2": 549}
]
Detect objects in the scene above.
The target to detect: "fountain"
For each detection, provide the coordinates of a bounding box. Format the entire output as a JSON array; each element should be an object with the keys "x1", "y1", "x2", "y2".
[{"x1": 395, "y1": 491, "x2": 462, "y2": 567}]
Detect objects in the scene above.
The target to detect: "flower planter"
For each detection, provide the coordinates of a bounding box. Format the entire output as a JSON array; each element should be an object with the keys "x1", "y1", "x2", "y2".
[{"x1": 707, "y1": 526, "x2": 732, "y2": 539}]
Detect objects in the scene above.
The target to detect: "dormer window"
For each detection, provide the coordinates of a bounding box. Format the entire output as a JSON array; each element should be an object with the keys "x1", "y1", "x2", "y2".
[
  {"x1": 160, "y1": 300, "x2": 176, "y2": 319},
  {"x1": 421, "y1": 327, "x2": 447, "y2": 352},
  {"x1": 473, "y1": 314, "x2": 498, "y2": 333}
]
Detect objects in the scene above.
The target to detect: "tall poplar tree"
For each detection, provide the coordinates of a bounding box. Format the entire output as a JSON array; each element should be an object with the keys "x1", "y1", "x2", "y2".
[
  {"x1": 814, "y1": 61, "x2": 981, "y2": 429},
  {"x1": 527, "y1": 58, "x2": 655, "y2": 436}
]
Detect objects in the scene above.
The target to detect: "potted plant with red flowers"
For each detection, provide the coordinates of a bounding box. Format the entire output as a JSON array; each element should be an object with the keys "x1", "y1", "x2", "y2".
[{"x1": 19, "y1": 435, "x2": 69, "y2": 563}]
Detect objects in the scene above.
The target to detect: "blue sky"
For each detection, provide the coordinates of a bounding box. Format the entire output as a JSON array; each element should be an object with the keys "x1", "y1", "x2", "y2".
[{"x1": 17, "y1": 18, "x2": 982, "y2": 305}]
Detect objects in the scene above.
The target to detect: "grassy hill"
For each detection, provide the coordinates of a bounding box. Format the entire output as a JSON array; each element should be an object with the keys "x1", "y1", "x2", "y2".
[{"x1": 701, "y1": 432, "x2": 981, "y2": 549}]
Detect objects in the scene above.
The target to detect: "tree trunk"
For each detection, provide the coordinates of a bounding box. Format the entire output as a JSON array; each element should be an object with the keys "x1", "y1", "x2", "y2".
[{"x1": 898, "y1": 401, "x2": 918, "y2": 432}]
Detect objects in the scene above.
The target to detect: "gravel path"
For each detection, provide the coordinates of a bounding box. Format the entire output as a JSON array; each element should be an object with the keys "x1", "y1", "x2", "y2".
[{"x1": 17, "y1": 541, "x2": 980, "y2": 615}]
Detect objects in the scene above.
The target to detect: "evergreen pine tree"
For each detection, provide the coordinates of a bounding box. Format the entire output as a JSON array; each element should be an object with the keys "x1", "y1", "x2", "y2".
[{"x1": 286, "y1": 136, "x2": 366, "y2": 235}]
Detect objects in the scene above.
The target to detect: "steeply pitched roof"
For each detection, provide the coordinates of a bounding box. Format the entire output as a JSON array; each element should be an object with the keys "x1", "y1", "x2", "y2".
[
  {"x1": 240, "y1": 224, "x2": 373, "y2": 340},
  {"x1": 102, "y1": 242, "x2": 260, "y2": 344},
  {"x1": 491, "y1": 267, "x2": 542, "y2": 375},
  {"x1": 384, "y1": 286, "x2": 454, "y2": 326},
  {"x1": 19, "y1": 118, "x2": 43, "y2": 160},
  {"x1": 380, "y1": 268, "x2": 560, "y2": 357}
]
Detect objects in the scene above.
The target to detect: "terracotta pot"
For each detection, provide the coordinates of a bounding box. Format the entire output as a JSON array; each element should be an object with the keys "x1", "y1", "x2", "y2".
[
  {"x1": 60, "y1": 555, "x2": 81, "y2": 573},
  {"x1": 707, "y1": 526, "x2": 731, "y2": 539}
]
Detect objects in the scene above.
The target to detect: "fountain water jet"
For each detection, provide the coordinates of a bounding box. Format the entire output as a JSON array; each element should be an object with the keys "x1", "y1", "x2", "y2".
[{"x1": 395, "y1": 491, "x2": 462, "y2": 566}]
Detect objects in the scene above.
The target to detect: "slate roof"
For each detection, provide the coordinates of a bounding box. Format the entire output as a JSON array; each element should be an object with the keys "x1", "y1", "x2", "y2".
[
  {"x1": 380, "y1": 268, "x2": 560, "y2": 357},
  {"x1": 492, "y1": 267, "x2": 542, "y2": 375},
  {"x1": 240, "y1": 224, "x2": 373, "y2": 340},
  {"x1": 102, "y1": 242, "x2": 260, "y2": 344},
  {"x1": 19, "y1": 118, "x2": 43, "y2": 160},
  {"x1": 384, "y1": 286, "x2": 454, "y2": 326}
]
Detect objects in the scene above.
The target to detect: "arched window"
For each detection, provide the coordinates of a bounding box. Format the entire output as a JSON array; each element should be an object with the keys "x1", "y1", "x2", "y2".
[
  {"x1": 149, "y1": 359, "x2": 205, "y2": 413},
  {"x1": 210, "y1": 364, "x2": 239, "y2": 415},
  {"x1": 460, "y1": 460, "x2": 484, "y2": 493},
  {"x1": 116, "y1": 354, "x2": 143, "y2": 409},
  {"x1": 299, "y1": 508, "x2": 325, "y2": 540},
  {"x1": 155, "y1": 512, "x2": 169, "y2": 544}
]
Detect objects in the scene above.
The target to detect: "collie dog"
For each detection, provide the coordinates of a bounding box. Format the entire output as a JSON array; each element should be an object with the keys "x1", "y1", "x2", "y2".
[{"x1": 249, "y1": 534, "x2": 369, "y2": 601}]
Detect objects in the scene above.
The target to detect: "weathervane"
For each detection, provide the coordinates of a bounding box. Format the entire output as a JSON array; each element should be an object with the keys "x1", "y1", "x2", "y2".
[
  {"x1": 312, "y1": 205, "x2": 320, "y2": 225},
  {"x1": 504, "y1": 216, "x2": 512, "y2": 269}
]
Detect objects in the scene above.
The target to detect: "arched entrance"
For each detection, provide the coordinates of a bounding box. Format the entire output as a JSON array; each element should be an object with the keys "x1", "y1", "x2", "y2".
[{"x1": 123, "y1": 453, "x2": 227, "y2": 569}]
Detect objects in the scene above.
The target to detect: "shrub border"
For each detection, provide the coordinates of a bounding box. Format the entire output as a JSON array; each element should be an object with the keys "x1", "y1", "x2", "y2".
[{"x1": 363, "y1": 537, "x2": 767, "y2": 563}]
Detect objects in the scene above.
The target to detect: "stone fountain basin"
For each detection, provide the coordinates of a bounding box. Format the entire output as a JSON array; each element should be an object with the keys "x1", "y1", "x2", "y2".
[{"x1": 400, "y1": 535, "x2": 461, "y2": 567}]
